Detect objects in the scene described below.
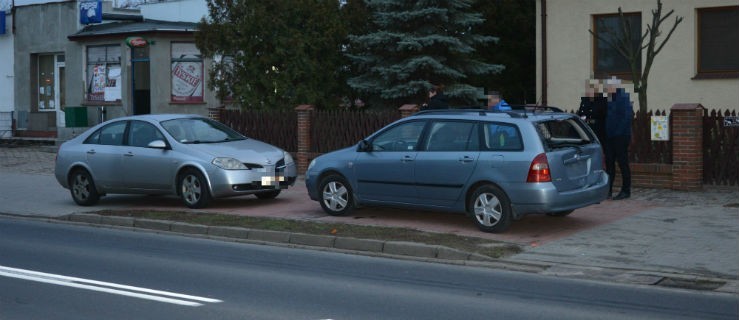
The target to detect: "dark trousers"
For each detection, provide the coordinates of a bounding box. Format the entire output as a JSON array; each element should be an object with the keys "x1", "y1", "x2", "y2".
[{"x1": 606, "y1": 135, "x2": 631, "y2": 195}]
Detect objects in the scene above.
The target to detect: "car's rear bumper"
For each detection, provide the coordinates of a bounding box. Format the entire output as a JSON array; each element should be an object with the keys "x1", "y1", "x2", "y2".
[{"x1": 508, "y1": 171, "x2": 610, "y2": 217}]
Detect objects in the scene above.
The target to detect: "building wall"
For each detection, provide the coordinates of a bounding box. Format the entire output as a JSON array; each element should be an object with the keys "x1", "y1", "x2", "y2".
[
  {"x1": 0, "y1": 12, "x2": 13, "y2": 113},
  {"x1": 14, "y1": 1, "x2": 82, "y2": 127},
  {"x1": 146, "y1": 35, "x2": 219, "y2": 115},
  {"x1": 140, "y1": 0, "x2": 207, "y2": 23},
  {"x1": 536, "y1": 0, "x2": 739, "y2": 112},
  {"x1": 75, "y1": 35, "x2": 219, "y2": 118}
]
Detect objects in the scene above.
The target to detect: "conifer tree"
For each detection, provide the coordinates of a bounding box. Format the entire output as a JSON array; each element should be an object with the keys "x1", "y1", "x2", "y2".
[{"x1": 347, "y1": 0, "x2": 503, "y2": 107}]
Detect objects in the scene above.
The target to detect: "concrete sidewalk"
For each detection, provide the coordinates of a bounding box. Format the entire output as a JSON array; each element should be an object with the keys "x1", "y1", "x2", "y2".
[{"x1": 1, "y1": 145, "x2": 737, "y2": 293}]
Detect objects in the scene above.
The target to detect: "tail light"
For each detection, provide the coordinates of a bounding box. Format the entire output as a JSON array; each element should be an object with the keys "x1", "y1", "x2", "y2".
[{"x1": 527, "y1": 153, "x2": 551, "y2": 182}]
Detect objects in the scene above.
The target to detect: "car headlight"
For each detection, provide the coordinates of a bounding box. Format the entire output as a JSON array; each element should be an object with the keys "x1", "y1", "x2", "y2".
[
  {"x1": 212, "y1": 157, "x2": 248, "y2": 170},
  {"x1": 284, "y1": 151, "x2": 294, "y2": 165}
]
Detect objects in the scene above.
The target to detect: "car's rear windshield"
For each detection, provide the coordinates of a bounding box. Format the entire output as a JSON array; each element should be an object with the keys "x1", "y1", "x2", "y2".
[
  {"x1": 161, "y1": 118, "x2": 246, "y2": 144},
  {"x1": 536, "y1": 117, "x2": 596, "y2": 150}
]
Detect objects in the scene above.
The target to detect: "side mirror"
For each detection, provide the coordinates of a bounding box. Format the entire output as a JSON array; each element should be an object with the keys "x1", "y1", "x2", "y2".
[
  {"x1": 357, "y1": 140, "x2": 372, "y2": 152},
  {"x1": 147, "y1": 140, "x2": 168, "y2": 149}
]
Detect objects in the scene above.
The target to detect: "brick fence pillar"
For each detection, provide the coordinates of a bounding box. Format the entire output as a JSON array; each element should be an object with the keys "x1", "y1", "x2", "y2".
[
  {"x1": 670, "y1": 103, "x2": 704, "y2": 191},
  {"x1": 399, "y1": 104, "x2": 419, "y2": 118},
  {"x1": 295, "y1": 104, "x2": 314, "y2": 174}
]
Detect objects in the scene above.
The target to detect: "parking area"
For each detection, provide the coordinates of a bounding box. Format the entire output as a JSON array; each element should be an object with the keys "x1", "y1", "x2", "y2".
[{"x1": 2, "y1": 144, "x2": 736, "y2": 247}]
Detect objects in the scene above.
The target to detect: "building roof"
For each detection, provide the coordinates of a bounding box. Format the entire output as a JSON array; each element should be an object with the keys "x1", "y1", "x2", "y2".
[{"x1": 68, "y1": 19, "x2": 197, "y2": 40}]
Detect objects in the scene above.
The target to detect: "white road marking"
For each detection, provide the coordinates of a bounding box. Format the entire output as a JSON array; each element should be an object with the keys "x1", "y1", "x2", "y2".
[{"x1": 0, "y1": 265, "x2": 222, "y2": 307}]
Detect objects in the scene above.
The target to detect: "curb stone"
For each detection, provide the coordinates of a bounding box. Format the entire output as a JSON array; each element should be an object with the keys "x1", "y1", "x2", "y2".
[{"x1": 10, "y1": 212, "x2": 736, "y2": 295}]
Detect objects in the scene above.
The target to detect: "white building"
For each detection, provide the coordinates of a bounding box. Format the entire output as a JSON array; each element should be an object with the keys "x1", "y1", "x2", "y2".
[{"x1": 536, "y1": 0, "x2": 738, "y2": 112}]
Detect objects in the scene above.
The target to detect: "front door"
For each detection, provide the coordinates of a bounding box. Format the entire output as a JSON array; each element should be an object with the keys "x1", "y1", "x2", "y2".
[
  {"x1": 132, "y1": 47, "x2": 151, "y2": 115},
  {"x1": 56, "y1": 57, "x2": 66, "y2": 127}
]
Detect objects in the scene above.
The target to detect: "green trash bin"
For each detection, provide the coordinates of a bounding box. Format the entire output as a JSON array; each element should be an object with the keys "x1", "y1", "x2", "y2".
[{"x1": 64, "y1": 107, "x2": 88, "y2": 127}]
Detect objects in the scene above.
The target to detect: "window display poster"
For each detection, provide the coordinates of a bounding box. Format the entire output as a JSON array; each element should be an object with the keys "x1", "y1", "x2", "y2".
[
  {"x1": 104, "y1": 66, "x2": 122, "y2": 101},
  {"x1": 171, "y1": 61, "x2": 203, "y2": 102},
  {"x1": 651, "y1": 116, "x2": 669, "y2": 141},
  {"x1": 88, "y1": 64, "x2": 107, "y2": 101},
  {"x1": 171, "y1": 43, "x2": 204, "y2": 103}
]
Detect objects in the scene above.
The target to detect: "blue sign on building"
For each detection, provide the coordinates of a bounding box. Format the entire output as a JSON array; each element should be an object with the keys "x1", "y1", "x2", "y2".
[
  {"x1": 1, "y1": 11, "x2": 6, "y2": 35},
  {"x1": 80, "y1": 1, "x2": 102, "y2": 25}
]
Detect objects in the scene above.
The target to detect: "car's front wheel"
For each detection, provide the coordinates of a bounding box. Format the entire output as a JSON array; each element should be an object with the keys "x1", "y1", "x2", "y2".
[
  {"x1": 318, "y1": 174, "x2": 354, "y2": 216},
  {"x1": 255, "y1": 190, "x2": 281, "y2": 199},
  {"x1": 69, "y1": 169, "x2": 99, "y2": 206},
  {"x1": 179, "y1": 169, "x2": 211, "y2": 209},
  {"x1": 469, "y1": 184, "x2": 512, "y2": 233}
]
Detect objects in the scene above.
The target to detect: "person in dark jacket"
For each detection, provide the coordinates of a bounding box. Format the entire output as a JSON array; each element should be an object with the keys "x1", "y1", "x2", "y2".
[
  {"x1": 578, "y1": 80, "x2": 608, "y2": 143},
  {"x1": 421, "y1": 84, "x2": 449, "y2": 110},
  {"x1": 605, "y1": 84, "x2": 633, "y2": 200}
]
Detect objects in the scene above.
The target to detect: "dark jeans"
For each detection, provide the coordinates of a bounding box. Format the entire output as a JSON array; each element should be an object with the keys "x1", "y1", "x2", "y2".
[{"x1": 606, "y1": 135, "x2": 631, "y2": 195}]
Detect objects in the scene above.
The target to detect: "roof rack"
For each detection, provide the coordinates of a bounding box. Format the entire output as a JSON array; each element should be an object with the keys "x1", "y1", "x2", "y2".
[
  {"x1": 413, "y1": 105, "x2": 565, "y2": 119},
  {"x1": 414, "y1": 108, "x2": 490, "y2": 116},
  {"x1": 509, "y1": 105, "x2": 565, "y2": 113}
]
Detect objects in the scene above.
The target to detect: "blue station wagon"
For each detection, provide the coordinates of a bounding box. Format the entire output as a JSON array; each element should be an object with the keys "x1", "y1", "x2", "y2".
[{"x1": 305, "y1": 108, "x2": 609, "y2": 233}]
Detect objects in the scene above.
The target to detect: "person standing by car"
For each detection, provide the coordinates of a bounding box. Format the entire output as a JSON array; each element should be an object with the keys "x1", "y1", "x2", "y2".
[
  {"x1": 578, "y1": 79, "x2": 608, "y2": 143},
  {"x1": 487, "y1": 91, "x2": 511, "y2": 111},
  {"x1": 605, "y1": 80, "x2": 633, "y2": 200},
  {"x1": 421, "y1": 84, "x2": 449, "y2": 110}
]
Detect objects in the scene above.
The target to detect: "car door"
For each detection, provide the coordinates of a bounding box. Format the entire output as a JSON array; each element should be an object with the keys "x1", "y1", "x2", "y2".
[
  {"x1": 353, "y1": 120, "x2": 426, "y2": 203},
  {"x1": 537, "y1": 117, "x2": 604, "y2": 192},
  {"x1": 83, "y1": 120, "x2": 127, "y2": 190},
  {"x1": 121, "y1": 120, "x2": 176, "y2": 191},
  {"x1": 414, "y1": 121, "x2": 480, "y2": 207}
]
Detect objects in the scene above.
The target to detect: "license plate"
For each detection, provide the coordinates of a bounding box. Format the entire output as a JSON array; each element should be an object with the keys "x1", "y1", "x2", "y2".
[{"x1": 261, "y1": 176, "x2": 285, "y2": 186}]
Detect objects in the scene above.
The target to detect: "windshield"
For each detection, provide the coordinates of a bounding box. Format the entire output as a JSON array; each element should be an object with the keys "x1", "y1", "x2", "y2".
[{"x1": 161, "y1": 118, "x2": 246, "y2": 144}]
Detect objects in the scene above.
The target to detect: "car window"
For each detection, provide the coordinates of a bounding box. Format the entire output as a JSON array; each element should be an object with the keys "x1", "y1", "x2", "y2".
[
  {"x1": 484, "y1": 123, "x2": 523, "y2": 151},
  {"x1": 425, "y1": 121, "x2": 478, "y2": 151},
  {"x1": 371, "y1": 121, "x2": 426, "y2": 152},
  {"x1": 537, "y1": 117, "x2": 594, "y2": 149},
  {"x1": 128, "y1": 121, "x2": 165, "y2": 148},
  {"x1": 84, "y1": 121, "x2": 127, "y2": 146},
  {"x1": 161, "y1": 118, "x2": 244, "y2": 144}
]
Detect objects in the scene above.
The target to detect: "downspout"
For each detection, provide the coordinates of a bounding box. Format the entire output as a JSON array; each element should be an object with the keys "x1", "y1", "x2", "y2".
[{"x1": 541, "y1": 0, "x2": 548, "y2": 106}]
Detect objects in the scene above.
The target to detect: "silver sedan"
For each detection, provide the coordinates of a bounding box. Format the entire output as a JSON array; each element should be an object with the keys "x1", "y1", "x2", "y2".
[{"x1": 55, "y1": 114, "x2": 297, "y2": 208}]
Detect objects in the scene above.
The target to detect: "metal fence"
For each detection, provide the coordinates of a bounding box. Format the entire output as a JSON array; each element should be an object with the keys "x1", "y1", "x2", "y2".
[
  {"x1": 0, "y1": 111, "x2": 12, "y2": 138},
  {"x1": 703, "y1": 109, "x2": 739, "y2": 186}
]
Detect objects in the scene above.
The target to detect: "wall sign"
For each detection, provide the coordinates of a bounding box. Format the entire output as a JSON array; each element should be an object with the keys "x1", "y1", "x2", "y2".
[
  {"x1": 125, "y1": 37, "x2": 149, "y2": 48},
  {"x1": 80, "y1": 0, "x2": 102, "y2": 25},
  {"x1": 651, "y1": 116, "x2": 669, "y2": 141}
]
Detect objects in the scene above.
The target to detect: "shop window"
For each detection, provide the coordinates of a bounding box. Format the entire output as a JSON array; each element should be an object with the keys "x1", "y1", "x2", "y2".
[
  {"x1": 171, "y1": 42, "x2": 204, "y2": 103},
  {"x1": 86, "y1": 45, "x2": 122, "y2": 102},
  {"x1": 592, "y1": 13, "x2": 642, "y2": 79},
  {"x1": 696, "y1": 6, "x2": 739, "y2": 78}
]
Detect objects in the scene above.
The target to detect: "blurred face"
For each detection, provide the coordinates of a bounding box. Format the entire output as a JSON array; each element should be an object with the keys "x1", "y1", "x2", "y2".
[
  {"x1": 487, "y1": 95, "x2": 500, "y2": 107},
  {"x1": 428, "y1": 90, "x2": 436, "y2": 98}
]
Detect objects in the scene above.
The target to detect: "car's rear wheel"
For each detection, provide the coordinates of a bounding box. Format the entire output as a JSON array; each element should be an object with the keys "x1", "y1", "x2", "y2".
[
  {"x1": 319, "y1": 174, "x2": 353, "y2": 216},
  {"x1": 69, "y1": 169, "x2": 99, "y2": 206},
  {"x1": 469, "y1": 185, "x2": 512, "y2": 233},
  {"x1": 179, "y1": 169, "x2": 211, "y2": 209},
  {"x1": 546, "y1": 210, "x2": 574, "y2": 217},
  {"x1": 255, "y1": 190, "x2": 281, "y2": 199}
]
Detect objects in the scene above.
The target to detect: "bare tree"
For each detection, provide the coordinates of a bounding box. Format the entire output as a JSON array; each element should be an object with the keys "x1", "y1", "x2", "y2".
[{"x1": 590, "y1": 0, "x2": 682, "y2": 113}]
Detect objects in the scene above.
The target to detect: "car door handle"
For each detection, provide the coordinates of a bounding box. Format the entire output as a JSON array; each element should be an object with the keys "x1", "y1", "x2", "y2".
[
  {"x1": 124, "y1": 152, "x2": 134, "y2": 157},
  {"x1": 459, "y1": 156, "x2": 474, "y2": 163},
  {"x1": 401, "y1": 155, "x2": 414, "y2": 162},
  {"x1": 86, "y1": 149, "x2": 96, "y2": 155}
]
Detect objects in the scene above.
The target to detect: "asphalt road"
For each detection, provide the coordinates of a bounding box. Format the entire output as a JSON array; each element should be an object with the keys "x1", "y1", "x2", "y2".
[{"x1": 1, "y1": 217, "x2": 736, "y2": 320}]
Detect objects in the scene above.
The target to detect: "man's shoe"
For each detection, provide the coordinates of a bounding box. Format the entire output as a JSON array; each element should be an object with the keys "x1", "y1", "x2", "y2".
[{"x1": 613, "y1": 192, "x2": 630, "y2": 200}]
